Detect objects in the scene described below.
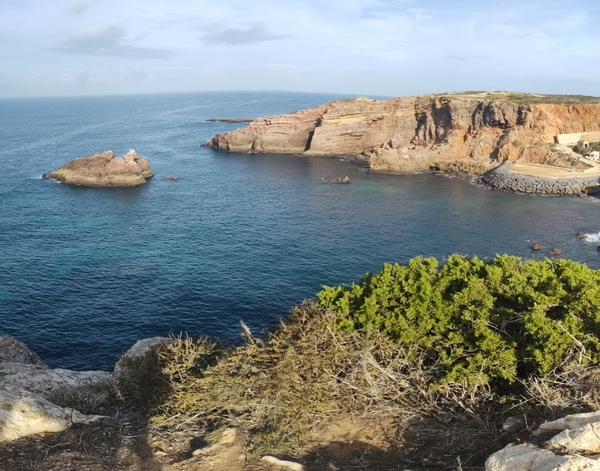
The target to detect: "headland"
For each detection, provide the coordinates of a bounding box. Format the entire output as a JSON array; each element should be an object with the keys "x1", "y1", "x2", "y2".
[{"x1": 206, "y1": 91, "x2": 600, "y2": 195}]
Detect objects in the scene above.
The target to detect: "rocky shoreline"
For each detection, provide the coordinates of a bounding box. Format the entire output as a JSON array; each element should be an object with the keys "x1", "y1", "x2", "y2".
[
  {"x1": 5, "y1": 333, "x2": 600, "y2": 471},
  {"x1": 205, "y1": 92, "x2": 600, "y2": 180},
  {"x1": 479, "y1": 163, "x2": 600, "y2": 196}
]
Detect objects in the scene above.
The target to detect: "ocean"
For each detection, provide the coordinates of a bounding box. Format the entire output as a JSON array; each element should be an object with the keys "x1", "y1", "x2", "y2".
[{"x1": 2, "y1": 90, "x2": 600, "y2": 371}]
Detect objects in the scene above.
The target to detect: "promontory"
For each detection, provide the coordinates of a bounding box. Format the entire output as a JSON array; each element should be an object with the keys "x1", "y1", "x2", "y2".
[
  {"x1": 206, "y1": 92, "x2": 600, "y2": 183},
  {"x1": 43, "y1": 149, "x2": 153, "y2": 187}
]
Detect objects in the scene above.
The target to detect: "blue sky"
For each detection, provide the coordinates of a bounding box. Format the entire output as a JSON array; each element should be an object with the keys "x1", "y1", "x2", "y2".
[{"x1": 1, "y1": 0, "x2": 599, "y2": 98}]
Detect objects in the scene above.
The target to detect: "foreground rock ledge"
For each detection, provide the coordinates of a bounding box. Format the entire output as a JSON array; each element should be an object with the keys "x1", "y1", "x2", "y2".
[
  {"x1": 43, "y1": 149, "x2": 153, "y2": 187},
  {"x1": 0, "y1": 334, "x2": 169, "y2": 443},
  {"x1": 486, "y1": 411, "x2": 600, "y2": 470}
]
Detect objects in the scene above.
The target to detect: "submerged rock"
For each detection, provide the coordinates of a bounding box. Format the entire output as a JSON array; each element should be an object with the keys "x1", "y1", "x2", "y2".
[{"x1": 43, "y1": 149, "x2": 153, "y2": 187}]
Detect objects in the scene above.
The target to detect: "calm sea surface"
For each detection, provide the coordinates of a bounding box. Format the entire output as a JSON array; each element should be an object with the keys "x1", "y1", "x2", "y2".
[{"x1": 2, "y1": 91, "x2": 600, "y2": 370}]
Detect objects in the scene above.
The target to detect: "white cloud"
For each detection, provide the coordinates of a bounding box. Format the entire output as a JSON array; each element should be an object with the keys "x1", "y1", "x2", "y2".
[
  {"x1": 199, "y1": 24, "x2": 287, "y2": 46},
  {"x1": 53, "y1": 24, "x2": 173, "y2": 59},
  {"x1": 57, "y1": 70, "x2": 92, "y2": 84},
  {"x1": 1, "y1": 0, "x2": 600, "y2": 98},
  {"x1": 67, "y1": 0, "x2": 102, "y2": 16}
]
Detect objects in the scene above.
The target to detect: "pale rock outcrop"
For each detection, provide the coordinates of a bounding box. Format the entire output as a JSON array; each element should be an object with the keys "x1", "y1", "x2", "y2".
[
  {"x1": 114, "y1": 336, "x2": 171, "y2": 376},
  {"x1": 0, "y1": 335, "x2": 175, "y2": 444},
  {"x1": 486, "y1": 412, "x2": 600, "y2": 470},
  {"x1": 485, "y1": 443, "x2": 600, "y2": 471},
  {"x1": 536, "y1": 411, "x2": 600, "y2": 435},
  {"x1": 0, "y1": 390, "x2": 104, "y2": 442},
  {"x1": 0, "y1": 336, "x2": 110, "y2": 442},
  {"x1": 43, "y1": 149, "x2": 153, "y2": 187},
  {"x1": 0, "y1": 335, "x2": 46, "y2": 366},
  {"x1": 206, "y1": 93, "x2": 600, "y2": 175}
]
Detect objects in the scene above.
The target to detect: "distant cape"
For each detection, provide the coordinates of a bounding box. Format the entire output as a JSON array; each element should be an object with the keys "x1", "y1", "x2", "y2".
[{"x1": 205, "y1": 92, "x2": 600, "y2": 176}]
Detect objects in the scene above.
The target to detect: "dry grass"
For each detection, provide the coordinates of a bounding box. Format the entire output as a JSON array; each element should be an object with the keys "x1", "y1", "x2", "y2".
[
  {"x1": 437, "y1": 91, "x2": 600, "y2": 105},
  {"x1": 138, "y1": 303, "x2": 510, "y2": 461},
  {"x1": 107, "y1": 302, "x2": 600, "y2": 469}
]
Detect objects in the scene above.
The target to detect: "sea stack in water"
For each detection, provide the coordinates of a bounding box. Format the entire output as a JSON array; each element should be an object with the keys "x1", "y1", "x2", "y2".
[{"x1": 43, "y1": 150, "x2": 153, "y2": 187}]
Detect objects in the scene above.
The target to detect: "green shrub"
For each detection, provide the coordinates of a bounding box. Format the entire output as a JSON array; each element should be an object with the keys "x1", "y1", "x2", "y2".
[{"x1": 317, "y1": 255, "x2": 600, "y2": 393}]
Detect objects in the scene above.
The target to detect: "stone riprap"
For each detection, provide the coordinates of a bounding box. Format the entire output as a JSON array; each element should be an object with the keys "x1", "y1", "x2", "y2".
[{"x1": 479, "y1": 163, "x2": 600, "y2": 196}]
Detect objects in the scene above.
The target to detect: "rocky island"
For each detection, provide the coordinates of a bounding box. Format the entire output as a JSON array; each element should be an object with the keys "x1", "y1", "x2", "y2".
[
  {"x1": 206, "y1": 92, "x2": 600, "y2": 195},
  {"x1": 43, "y1": 149, "x2": 153, "y2": 187}
]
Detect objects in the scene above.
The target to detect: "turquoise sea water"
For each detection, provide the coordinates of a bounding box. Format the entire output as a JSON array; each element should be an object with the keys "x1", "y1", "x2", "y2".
[{"x1": 2, "y1": 91, "x2": 600, "y2": 370}]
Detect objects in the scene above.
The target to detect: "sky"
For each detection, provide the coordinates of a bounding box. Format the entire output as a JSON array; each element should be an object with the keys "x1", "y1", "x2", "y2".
[{"x1": 1, "y1": 0, "x2": 599, "y2": 98}]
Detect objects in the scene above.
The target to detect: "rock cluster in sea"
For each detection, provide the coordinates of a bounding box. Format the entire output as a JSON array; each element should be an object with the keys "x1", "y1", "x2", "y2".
[
  {"x1": 43, "y1": 149, "x2": 153, "y2": 187},
  {"x1": 479, "y1": 163, "x2": 600, "y2": 196}
]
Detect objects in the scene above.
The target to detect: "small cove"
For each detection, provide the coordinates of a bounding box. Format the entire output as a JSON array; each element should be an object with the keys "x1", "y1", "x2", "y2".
[{"x1": 2, "y1": 91, "x2": 600, "y2": 370}]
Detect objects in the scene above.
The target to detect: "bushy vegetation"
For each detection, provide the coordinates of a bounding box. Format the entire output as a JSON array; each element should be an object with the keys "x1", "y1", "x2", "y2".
[
  {"x1": 318, "y1": 255, "x2": 600, "y2": 393},
  {"x1": 125, "y1": 255, "x2": 600, "y2": 465},
  {"x1": 574, "y1": 141, "x2": 600, "y2": 156}
]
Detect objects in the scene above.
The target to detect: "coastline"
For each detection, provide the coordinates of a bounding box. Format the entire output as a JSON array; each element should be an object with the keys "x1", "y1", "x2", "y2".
[{"x1": 479, "y1": 162, "x2": 600, "y2": 196}]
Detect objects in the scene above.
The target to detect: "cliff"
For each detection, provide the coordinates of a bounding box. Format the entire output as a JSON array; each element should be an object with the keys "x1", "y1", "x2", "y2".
[
  {"x1": 43, "y1": 150, "x2": 153, "y2": 187},
  {"x1": 206, "y1": 92, "x2": 600, "y2": 174}
]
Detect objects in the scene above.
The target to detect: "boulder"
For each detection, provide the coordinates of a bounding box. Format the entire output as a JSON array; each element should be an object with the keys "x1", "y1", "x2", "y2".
[
  {"x1": 485, "y1": 443, "x2": 600, "y2": 471},
  {"x1": 114, "y1": 336, "x2": 172, "y2": 377},
  {"x1": 0, "y1": 390, "x2": 104, "y2": 442},
  {"x1": 43, "y1": 149, "x2": 153, "y2": 187},
  {"x1": 486, "y1": 412, "x2": 600, "y2": 470},
  {"x1": 0, "y1": 335, "x2": 46, "y2": 367},
  {"x1": 0, "y1": 335, "x2": 110, "y2": 443}
]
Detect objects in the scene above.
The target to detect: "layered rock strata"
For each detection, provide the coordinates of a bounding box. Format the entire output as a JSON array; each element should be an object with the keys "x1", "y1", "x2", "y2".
[
  {"x1": 206, "y1": 93, "x2": 600, "y2": 175},
  {"x1": 43, "y1": 149, "x2": 153, "y2": 187}
]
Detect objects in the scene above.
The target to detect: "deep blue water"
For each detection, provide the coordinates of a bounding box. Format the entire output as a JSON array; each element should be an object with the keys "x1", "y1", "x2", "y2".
[{"x1": 2, "y1": 91, "x2": 600, "y2": 371}]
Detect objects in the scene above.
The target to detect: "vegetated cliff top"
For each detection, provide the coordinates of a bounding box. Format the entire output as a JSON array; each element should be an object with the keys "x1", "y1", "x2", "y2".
[{"x1": 434, "y1": 90, "x2": 600, "y2": 105}]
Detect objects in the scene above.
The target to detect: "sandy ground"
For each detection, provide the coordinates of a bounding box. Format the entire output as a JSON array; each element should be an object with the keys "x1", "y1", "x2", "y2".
[
  {"x1": 509, "y1": 162, "x2": 600, "y2": 178},
  {"x1": 508, "y1": 146, "x2": 600, "y2": 178}
]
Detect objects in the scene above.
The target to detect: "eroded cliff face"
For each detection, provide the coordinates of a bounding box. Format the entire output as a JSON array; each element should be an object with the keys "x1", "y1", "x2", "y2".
[{"x1": 206, "y1": 93, "x2": 600, "y2": 174}]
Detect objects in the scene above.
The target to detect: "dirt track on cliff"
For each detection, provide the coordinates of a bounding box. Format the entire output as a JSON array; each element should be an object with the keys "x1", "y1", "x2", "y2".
[{"x1": 509, "y1": 160, "x2": 600, "y2": 178}]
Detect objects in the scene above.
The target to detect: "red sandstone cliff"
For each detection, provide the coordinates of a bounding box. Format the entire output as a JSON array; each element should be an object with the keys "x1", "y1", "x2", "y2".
[{"x1": 206, "y1": 92, "x2": 600, "y2": 174}]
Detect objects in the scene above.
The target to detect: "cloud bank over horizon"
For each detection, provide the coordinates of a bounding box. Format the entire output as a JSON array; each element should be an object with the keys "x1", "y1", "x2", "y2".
[{"x1": 0, "y1": 0, "x2": 599, "y2": 98}]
